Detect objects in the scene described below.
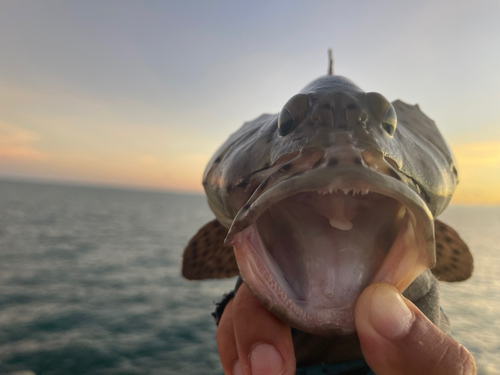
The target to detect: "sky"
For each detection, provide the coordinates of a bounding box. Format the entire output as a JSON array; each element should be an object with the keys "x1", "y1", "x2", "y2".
[{"x1": 0, "y1": 0, "x2": 499, "y2": 204}]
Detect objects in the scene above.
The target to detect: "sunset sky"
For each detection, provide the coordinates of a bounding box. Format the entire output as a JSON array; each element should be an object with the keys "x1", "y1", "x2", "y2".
[{"x1": 1, "y1": 1, "x2": 499, "y2": 204}]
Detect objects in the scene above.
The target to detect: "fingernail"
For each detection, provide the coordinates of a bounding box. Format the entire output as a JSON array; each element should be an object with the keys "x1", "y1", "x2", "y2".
[
  {"x1": 250, "y1": 343, "x2": 284, "y2": 375},
  {"x1": 233, "y1": 360, "x2": 241, "y2": 375},
  {"x1": 369, "y1": 285, "x2": 414, "y2": 339}
]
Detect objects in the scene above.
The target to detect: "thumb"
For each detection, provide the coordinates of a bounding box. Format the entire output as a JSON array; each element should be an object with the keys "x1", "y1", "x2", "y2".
[{"x1": 354, "y1": 284, "x2": 476, "y2": 375}]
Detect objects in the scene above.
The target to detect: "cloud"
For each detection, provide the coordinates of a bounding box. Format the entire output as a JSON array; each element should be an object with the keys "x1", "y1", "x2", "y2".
[
  {"x1": 137, "y1": 155, "x2": 158, "y2": 166},
  {"x1": 0, "y1": 122, "x2": 44, "y2": 160}
]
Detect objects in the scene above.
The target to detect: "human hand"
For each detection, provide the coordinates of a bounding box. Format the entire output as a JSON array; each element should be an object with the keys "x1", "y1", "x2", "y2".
[
  {"x1": 216, "y1": 283, "x2": 476, "y2": 375},
  {"x1": 216, "y1": 283, "x2": 295, "y2": 375}
]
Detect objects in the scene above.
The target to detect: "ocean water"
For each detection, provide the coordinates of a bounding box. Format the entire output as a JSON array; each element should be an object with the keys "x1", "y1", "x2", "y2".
[{"x1": 0, "y1": 180, "x2": 498, "y2": 374}]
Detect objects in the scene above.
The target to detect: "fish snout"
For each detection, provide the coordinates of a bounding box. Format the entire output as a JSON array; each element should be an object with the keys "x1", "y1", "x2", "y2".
[{"x1": 324, "y1": 144, "x2": 366, "y2": 167}]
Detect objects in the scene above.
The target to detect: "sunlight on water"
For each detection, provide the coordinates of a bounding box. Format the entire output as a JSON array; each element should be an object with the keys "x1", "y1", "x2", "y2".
[
  {"x1": 439, "y1": 206, "x2": 500, "y2": 375},
  {"x1": 0, "y1": 180, "x2": 498, "y2": 374}
]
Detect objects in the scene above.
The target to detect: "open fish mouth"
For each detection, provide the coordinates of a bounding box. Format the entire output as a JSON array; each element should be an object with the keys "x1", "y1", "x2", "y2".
[{"x1": 226, "y1": 165, "x2": 435, "y2": 335}]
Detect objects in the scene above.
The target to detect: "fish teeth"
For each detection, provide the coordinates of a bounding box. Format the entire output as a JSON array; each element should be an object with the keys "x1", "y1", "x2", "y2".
[{"x1": 320, "y1": 186, "x2": 371, "y2": 195}]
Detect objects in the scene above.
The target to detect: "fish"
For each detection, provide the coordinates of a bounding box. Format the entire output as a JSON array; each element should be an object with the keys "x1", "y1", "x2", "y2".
[{"x1": 182, "y1": 58, "x2": 473, "y2": 337}]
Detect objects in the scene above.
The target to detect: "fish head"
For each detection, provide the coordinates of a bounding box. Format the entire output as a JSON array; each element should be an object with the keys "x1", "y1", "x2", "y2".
[{"x1": 198, "y1": 75, "x2": 461, "y2": 335}]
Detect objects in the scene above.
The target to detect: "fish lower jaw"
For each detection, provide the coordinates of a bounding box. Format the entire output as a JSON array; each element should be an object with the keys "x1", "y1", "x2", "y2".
[{"x1": 232, "y1": 190, "x2": 429, "y2": 335}]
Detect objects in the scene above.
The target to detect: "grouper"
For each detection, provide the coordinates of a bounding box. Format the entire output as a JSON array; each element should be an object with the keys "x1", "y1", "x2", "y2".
[{"x1": 181, "y1": 56, "x2": 473, "y2": 363}]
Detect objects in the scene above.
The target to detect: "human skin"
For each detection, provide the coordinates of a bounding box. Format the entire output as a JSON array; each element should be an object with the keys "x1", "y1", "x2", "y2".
[{"x1": 216, "y1": 283, "x2": 477, "y2": 375}]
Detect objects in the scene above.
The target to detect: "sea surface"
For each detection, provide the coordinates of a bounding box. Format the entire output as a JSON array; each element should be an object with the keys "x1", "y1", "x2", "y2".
[{"x1": 0, "y1": 180, "x2": 498, "y2": 374}]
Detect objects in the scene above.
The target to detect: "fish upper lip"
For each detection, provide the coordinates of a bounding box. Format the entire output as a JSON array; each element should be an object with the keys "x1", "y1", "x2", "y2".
[{"x1": 225, "y1": 164, "x2": 436, "y2": 267}]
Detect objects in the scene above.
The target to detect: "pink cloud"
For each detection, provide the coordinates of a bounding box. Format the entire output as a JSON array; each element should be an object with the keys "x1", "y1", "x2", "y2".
[{"x1": 0, "y1": 122, "x2": 44, "y2": 160}]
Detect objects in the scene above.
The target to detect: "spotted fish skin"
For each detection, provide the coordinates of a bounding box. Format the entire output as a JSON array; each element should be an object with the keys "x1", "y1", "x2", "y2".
[{"x1": 202, "y1": 76, "x2": 458, "y2": 227}]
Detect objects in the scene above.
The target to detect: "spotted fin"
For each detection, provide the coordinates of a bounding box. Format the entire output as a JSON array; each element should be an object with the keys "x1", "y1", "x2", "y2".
[
  {"x1": 431, "y1": 219, "x2": 473, "y2": 282},
  {"x1": 182, "y1": 220, "x2": 239, "y2": 280}
]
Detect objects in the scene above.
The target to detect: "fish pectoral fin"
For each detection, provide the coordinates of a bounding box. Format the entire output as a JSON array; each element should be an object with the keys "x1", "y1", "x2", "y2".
[
  {"x1": 182, "y1": 219, "x2": 239, "y2": 280},
  {"x1": 432, "y1": 219, "x2": 473, "y2": 282}
]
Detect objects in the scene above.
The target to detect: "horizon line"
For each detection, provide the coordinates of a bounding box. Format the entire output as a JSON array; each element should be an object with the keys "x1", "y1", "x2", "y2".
[
  {"x1": 0, "y1": 174, "x2": 499, "y2": 207},
  {"x1": 0, "y1": 174, "x2": 205, "y2": 197}
]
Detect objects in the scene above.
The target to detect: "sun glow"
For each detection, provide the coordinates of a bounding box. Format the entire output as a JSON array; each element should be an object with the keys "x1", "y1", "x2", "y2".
[{"x1": 450, "y1": 141, "x2": 500, "y2": 205}]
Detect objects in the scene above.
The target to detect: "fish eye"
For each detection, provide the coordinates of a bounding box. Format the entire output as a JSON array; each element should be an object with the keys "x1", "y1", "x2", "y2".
[
  {"x1": 366, "y1": 92, "x2": 397, "y2": 137},
  {"x1": 382, "y1": 105, "x2": 397, "y2": 136},
  {"x1": 278, "y1": 108, "x2": 294, "y2": 136},
  {"x1": 277, "y1": 94, "x2": 310, "y2": 137}
]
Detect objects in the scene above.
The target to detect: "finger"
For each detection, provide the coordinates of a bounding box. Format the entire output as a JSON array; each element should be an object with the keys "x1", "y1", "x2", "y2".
[
  {"x1": 232, "y1": 284, "x2": 295, "y2": 375},
  {"x1": 216, "y1": 299, "x2": 239, "y2": 375},
  {"x1": 355, "y1": 283, "x2": 477, "y2": 375}
]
